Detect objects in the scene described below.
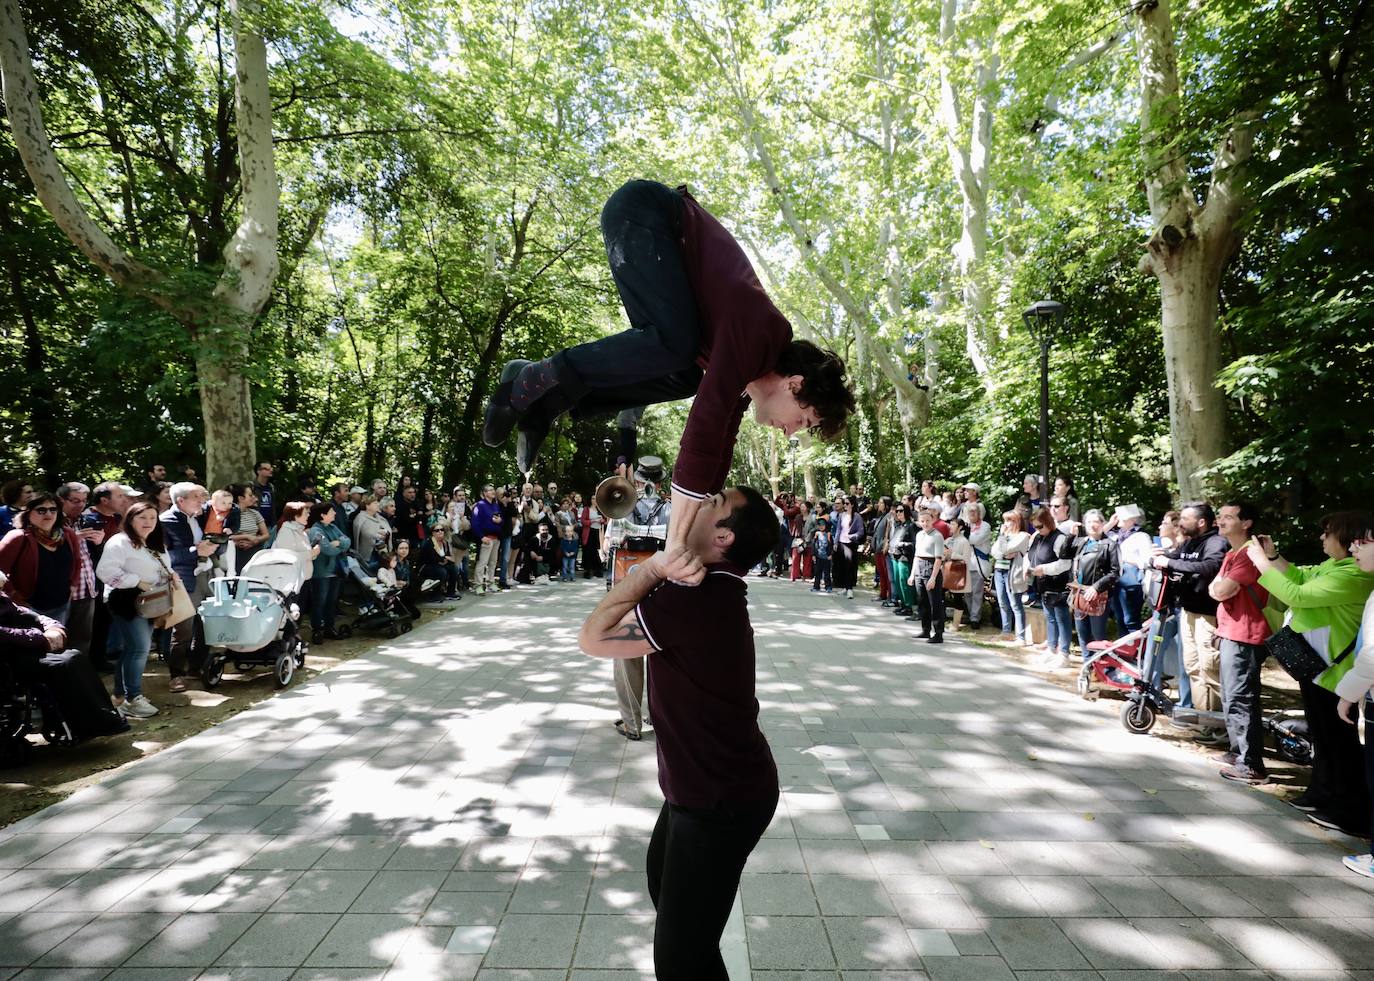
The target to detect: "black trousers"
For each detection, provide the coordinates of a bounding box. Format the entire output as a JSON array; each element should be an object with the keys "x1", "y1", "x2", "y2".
[
  {"x1": 1300, "y1": 678, "x2": 1371, "y2": 830},
  {"x1": 647, "y1": 793, "x2": 778, "y2": 981},
  {"x1": 833, "y1": 542, "x2": 860, "y2": 589},
  {"x1": 1219, "y1": 638, "x2": 1267, "y2": 770},
  {"x1": 554, "y1": 180, "x2": 705, "y2": 421}
]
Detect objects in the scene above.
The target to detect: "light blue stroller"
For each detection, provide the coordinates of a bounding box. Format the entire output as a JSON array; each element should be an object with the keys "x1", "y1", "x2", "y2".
[{"x1": 197, "y1": 548, "x2": 307, "y2": 689}]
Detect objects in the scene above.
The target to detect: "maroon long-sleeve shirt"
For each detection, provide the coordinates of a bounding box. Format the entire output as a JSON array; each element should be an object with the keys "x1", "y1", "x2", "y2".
[{"x1": 670, "y1": 191, "x2": 793, "y2": 501}]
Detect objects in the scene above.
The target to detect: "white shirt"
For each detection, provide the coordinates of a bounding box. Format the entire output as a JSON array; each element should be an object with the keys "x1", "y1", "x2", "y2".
[
  {"x1": 1335, "y1": 591, "x2": 1374, "y2": 704},
  {"x1": 96, "y1": 534, "x2": 169, "y2": 595}
]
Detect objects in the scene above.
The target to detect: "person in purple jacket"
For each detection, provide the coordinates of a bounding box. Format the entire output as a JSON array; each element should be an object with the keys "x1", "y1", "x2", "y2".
[
  {"x1": 469, "y1": 484, "x2": 505, "y2": 594},
  {"x1": 484, "y1": 180, "x2": 856, "y2": 583}
]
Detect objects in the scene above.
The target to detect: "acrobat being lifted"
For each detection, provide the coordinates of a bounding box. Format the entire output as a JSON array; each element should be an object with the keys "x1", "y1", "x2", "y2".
[{"x1": 483, "y1": 179, "x2": 856, "y2": 579}]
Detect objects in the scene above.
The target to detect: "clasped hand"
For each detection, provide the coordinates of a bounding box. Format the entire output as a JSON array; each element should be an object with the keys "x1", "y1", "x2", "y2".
[{"x1": 646, "y1": 543, "x2": 705, "y2": 587}]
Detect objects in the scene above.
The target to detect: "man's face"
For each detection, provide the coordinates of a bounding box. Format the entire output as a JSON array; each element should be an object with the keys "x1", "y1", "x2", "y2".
[
  {"x1": 61, "y1": 492, "x2": 87, "y2": 519},
  {"x1": 547, "y1": 483, "x2": 558, "y2": 497},
  {"x1": 1180, "y1": 508, "x2": 1204, "y2": 538},
  {"x1": 534, "y1": 485, "x2": 545, "y2": 499},
  {"x1": 404, "y1": 487, "x2": 416, "y2": 500},
  {"x1": 522, "y1": 483, "x2": 534, "y2": 497},
  {"x1": 151, "y1": 466, "x2": 166, "y2": 482},
  {"x1": 1051, "y1": 499, "x2": 1069, "y2": 524},
  {"x1": 178, "y1": 491, "x2": 207, "y2": 516},
  {"x1": 111, "y1": 490, "x2": 130, "y2": 513},
  {"x1": 372, "y1": 481, "x2": 387, "y2": 497},
  {"x1": 1217, "y1": 505, "x2": 1249, "y2": 540},
  {"x1": 751, "y1": 375, "x2": 818, "y2": 437},
  {"x1": 687, "y1": 489, "x2": 746, "y2": 558},
  {"x1": 256, "y1": 465, "x2": 273, "y2": 483},
  {"x1": 334, "y1": 487, "x2": 346, "y2": 502}
]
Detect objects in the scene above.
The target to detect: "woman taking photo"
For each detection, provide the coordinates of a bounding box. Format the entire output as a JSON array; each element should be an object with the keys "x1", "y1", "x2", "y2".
[
  {"x1": 1026, "y1": 507, "x2": 1075, "y2": 669},
  {"x1": 0, "y1": 492, "x2": 82, "y2": 623},
  {"x1": 306, "y1": 502, "x2": 350, "y2": 643},
  {"x1": 886, "y1": 503, "x2": 916, "y2": 618},
  {"x1": 352, "y1": 494, "x2": 392, "y2": 570},
  {"x1": 95, "y1": 502, "x2": 170, "y2": 719},
  {"x1": 1249, "y1": 511, "x2": 1374, "y2": 839}
]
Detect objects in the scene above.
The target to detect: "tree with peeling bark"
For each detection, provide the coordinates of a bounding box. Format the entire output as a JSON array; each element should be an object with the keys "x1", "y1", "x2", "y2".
[
  {"x1": 1131, "y1": 0, "x2": 1254, "y2": 501},
  {"x1": 0, "y1": 0, "x2": 278, "y2": 487}
]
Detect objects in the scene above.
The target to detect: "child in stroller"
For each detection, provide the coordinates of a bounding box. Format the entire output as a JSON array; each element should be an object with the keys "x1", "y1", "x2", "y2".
[{"x1": 337, "y1": 552, "x2": 416, "y2": 638}]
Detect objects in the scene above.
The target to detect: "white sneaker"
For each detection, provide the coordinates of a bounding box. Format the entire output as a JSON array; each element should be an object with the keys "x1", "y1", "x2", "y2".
[
  {"x1": 122, "y1": 695, "x2": 158, "y2": 719},
  {"x1": 845, "y1": 589, "x2": 854, "y2": 599},
  {"x1": 1343, "y1": 853, "x2": 1374, "y2": 878},
  {"x1": 480, "y1": 584, "x2": 488, "y2": 595},
  {"x1": 421, "y1": 579, "x2": 441, "y2": 593},
  {"x1": 1032, "y1": 654, "x2": 1070, "y2": 671}
]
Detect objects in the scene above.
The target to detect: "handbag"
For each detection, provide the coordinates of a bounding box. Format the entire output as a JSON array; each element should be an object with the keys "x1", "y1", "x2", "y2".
[
  {"x1": 1070, "y1": 583, "x2": 1109, "y2": 617},
  {"x1": 942, "y1": 559, "x2": 967, "y2": 592},
  {"x1": 1266, "y1": 626, "x2": 1355, "y2": 683},
  {"x1": 135, "y1": 552, "x2": 178, "y2": 620}
]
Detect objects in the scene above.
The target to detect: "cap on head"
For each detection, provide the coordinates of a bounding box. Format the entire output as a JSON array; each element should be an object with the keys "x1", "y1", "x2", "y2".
[{"x1": 633, "y1": 456, "x2": 665, "y2": 484}]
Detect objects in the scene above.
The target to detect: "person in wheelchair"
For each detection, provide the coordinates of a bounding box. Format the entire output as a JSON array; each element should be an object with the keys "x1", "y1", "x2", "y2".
[{"x1": 1, "y1": 576, "x2": 128, "y2": 758}]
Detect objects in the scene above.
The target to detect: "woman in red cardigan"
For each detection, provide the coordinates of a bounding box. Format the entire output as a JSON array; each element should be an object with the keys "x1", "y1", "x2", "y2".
[{"x1": 0, "y1": 491, "x2": 83, "y2": 624}]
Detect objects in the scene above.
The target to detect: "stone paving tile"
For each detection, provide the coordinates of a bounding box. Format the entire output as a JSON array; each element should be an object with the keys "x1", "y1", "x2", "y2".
[{"x1": 5, "y1": 579, "x2": 1373, "y2": 977}]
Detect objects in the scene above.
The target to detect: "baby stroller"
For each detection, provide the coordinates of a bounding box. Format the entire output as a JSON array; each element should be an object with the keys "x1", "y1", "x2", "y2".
[
  {"x1": 337, "y1": 555, "x2": 415, "y2": 638},
  {"x1": 197, "y1": 548, "x2": 308, "y2": 689}
]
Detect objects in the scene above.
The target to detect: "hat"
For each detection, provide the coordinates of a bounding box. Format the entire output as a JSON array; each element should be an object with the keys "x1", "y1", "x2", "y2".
[
  {"x1": 634, "y1": 455, "x2": 665, "y2": 484},
  {"x1": 349, "y1": 485, "x2": 367, "y2": 496},
  {"x1": 962, "y1": 482, "x2": 980, "y2": 492},
  {"x1": 1115, "y1": 504, "x2": 1145, "y2": 522},
  {"x1": 119, "y1": 484, "x2": 144, "y2": 497}
]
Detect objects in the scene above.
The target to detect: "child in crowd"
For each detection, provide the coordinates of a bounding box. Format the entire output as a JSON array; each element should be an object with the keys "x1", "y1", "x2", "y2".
[
  {"x1": 811, "y1": 517, "x2": 833, "y2": 593},
  {"x1": 560, "y1": 525, "x2": 579, "y2": 582},
  {"x1": 375, "y1": 550, "x2": 398, "y2": 589}
]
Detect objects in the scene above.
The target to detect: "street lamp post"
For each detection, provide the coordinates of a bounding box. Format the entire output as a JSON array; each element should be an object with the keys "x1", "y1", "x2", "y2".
[
  {"x1": 789, "y1": 435, "x2": 800, "y2": 496},
  {"x1": 1021, "y1": 300, "x2": 1064, "y2": 489}
]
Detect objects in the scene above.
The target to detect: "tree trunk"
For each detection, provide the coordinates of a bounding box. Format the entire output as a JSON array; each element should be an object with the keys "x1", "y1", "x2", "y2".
[
  {"x1": 443, "y1": 317, "x2": 508, "y2": 490},
  {"x1": 1133, "y1": 0, "x2": 1253, "y2": 500},
  {"x1": 1157, "y1": 257, "x2": 1227, "y2": 501},
  {"x1": 417, "y1": 401, "x2": 436, "y2": 492},
  {"x1": 195, "y1": 347, "x2": 258, "y2": 490}
]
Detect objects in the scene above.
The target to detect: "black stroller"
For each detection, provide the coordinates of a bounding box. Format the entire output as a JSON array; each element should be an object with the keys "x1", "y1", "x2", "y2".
[{"x1": 337, "y1": 555, "x2": 415, "y2": 638}]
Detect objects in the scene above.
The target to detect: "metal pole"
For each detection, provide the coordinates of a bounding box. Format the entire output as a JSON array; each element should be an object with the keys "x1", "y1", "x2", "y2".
[
  {"x1": 1038, "y1": 333, "x2": 1052, "y2": 486},
  {"x1": 790, "y1": 443, "x2": 797, "y2": 495}
]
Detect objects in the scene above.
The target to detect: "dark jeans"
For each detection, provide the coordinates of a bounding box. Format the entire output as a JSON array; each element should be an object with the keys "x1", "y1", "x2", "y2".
[
  {"x1": 1113, "y1": 583, "x2": 1144, "y2": 634},
  {"x1": 1299, "y1": 678, "x2": 1371, "y2": 829},
  {"x1": 647, "y1": 793, "x2": 778, "y2": 981},
  {"x1": 914, "y1": 561, "x2": 944, "y2": 638},
  {"x1": 582, "y1": 532, "x2": 603, "y2": 577},
  {"x1": 1219, "y1": 638, "x2": 1267, "y2": 770},
  {"x1": 812, "y1": 557, "x2": 832, "y2": 590},
  {"x1": 311, "y1": 575, "x2": 342, "y2": 632},
  {"x1": 421, "y1": 562, "x2": 460, "y2": 595},
  {"x1": 553, "y1": 180, "x2": 705, "y2": 420}
]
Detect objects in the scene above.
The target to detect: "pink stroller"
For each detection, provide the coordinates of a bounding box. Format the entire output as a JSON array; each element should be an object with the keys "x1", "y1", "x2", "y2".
[{"x1": 1075, "y1": 573, "x2": 1173, "y2": 699}]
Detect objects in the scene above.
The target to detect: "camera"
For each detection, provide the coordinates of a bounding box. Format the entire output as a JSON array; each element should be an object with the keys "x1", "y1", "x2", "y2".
[
  {"x1": 79, "y1": 513, "x2": 103, "y2": 531},
  {"x1": 203, "y1": 532, "x2": 231, "y2": 545}
]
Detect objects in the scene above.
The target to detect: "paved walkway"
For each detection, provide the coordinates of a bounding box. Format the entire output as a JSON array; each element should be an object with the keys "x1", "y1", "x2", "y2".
[{"x1": 2, "y1": 576, "x2": 1371, "y2": 980}]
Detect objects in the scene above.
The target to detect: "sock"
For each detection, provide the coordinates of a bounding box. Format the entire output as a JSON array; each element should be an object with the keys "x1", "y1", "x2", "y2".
[{"x1": 510, "y1": 358, "x2": 560, "y2": 412}]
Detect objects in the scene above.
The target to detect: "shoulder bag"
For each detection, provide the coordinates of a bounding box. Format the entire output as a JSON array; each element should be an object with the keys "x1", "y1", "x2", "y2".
[
  {"x1": 942, "y1": 559, "x2": 967, "y2": 592},
  {"x1": 1266, "y1": 626, "x2": 1356, "y2": 683},
  {"x1": 1069, "y1": 582, "x2": 1109, "y2": 617},
  {"x1": 135, "y1": 552, "x2": 176, "y2": 620}
]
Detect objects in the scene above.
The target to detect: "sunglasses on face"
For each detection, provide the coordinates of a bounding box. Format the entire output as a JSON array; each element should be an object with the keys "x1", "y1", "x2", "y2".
[{"x1": 31, "y1": 506, "x2": 58, "y2": 515}]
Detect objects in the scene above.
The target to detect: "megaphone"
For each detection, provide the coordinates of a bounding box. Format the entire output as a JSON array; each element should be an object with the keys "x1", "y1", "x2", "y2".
[{"x1": 594, "y1": 474, "x2": 637, "y2": 520}]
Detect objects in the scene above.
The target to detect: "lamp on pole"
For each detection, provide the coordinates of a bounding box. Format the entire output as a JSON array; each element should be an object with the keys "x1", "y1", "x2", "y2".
[
  {"x1": 602, "y1": 438, "x2": 613, "y2": 473},
  {"x1": 1021, "y1": 300, "x2": 1064, "y2": 489},
  {"x1": 788, "y1": 435, "x2": 800, "y2": 496}
]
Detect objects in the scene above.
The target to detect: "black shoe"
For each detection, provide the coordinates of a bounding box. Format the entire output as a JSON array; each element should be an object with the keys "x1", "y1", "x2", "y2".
[
  {"x1": 916, "y1": 632, "x2": 930, "y2": 639},
  {"x1": 483, "y1": 358, "x2": 530, "y2": 447},
  {"x1": 1286, "y1": 793, "x2": 1322, "y2": 813},
  {"x1": 1307, "y1": 810, "x2": 1370, "y2": 837},
  {"x1": 927, "y1": 635, "x2": 944, "y2": 645}
]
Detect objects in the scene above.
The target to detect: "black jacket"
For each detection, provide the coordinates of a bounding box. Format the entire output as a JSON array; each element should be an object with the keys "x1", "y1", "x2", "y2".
[
  {"x1": 1163, "y1": 528, "x2": 1229, "y2": 615},
  {"x1": 1071, "y1": 536, "x2": 1120, "y2": 593}
]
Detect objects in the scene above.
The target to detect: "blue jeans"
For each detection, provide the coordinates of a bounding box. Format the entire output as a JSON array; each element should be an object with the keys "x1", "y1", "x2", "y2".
[
  {"x1": 994, "y1": 570, "x2": 1026, "y2": 641},
  {"x1": 499, "y1": 537, "x2": 512, "y2": 586},
  {"x1": 34, "y1": 601, "x2": 70, "y2": 626},
  {"x1": 1112, "y1": 583, "x2": 1144, "y2": 634},
  {"x1": 113, "y1": 616, "x2": 152, "y2": 700},
  {"x1": 1157, "y1": 608, "x2": 1191, "y2": 707},
  {"x1": 1075, "y1": 609, "x2": 1109, "y2": 652},
  {"x1": 1044, "y1": 602, "x2": 1073, "y2": 654},
  {"x1": 561, "y1": 556, "x2": 576, "y2": 580},
  {"x1": 311, "y1": 575, "x2": 342, "y2": 631}
]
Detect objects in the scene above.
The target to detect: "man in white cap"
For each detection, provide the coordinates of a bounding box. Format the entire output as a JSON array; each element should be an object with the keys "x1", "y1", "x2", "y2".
[
  {"x1": 961, "y1": 483, "x2": 986, "y2": 522},
  {"x1": 1107, "y1": 504, "x2": 1152, "y2": 633}
]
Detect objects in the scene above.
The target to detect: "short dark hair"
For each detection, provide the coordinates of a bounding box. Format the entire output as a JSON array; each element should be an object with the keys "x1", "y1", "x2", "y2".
[
  {"x1": 307, "y1": 502, "x2": 333, "y2": 527},
  {"x1": 1181, "y1": 501, "x2": 1216, "y2": 528},
  {"x1": 18, "y1": 492, "x2": 64, "y2": 531},
  {"x1": 772, "y1": 339, "x2": 856, "y2": 440},
  {"x1": 1222, "y1": 501, "x2": 1260, "y2": 533},
  {"x1": 1320, "y1": 511, "x2": 1374, "y2": 552},
  {"x1": 717, "y1": 487, "x2": 780, "y2": 569},
  {"x1": 1, "y1": 479, "x2": 26, "y2": 507}
]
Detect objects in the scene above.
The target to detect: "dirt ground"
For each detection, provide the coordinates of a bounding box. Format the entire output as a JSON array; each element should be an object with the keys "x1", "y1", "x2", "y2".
[
  {"x1": 1, "y1": 603, "x2": 460, "y2": 830},
  {"x1": 961, "y1": 627, "x2": 1312, "y2": 804}
]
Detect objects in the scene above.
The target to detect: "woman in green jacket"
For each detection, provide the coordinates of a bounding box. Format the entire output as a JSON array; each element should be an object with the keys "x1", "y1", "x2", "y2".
[{"x1": 1249, "y1": 510, "x2": 1374, "y2": 837}]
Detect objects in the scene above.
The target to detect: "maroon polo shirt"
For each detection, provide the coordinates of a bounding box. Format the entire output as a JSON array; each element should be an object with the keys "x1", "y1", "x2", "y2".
[
  {"x1": 672, "y1": 192, "x2": 793, "y2": 501},
  {"x1": 633, "y1": 562, "x2": 778, "y2": 807}
]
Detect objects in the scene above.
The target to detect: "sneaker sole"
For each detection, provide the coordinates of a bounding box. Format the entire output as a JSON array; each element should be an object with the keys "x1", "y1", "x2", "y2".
[
  {"x1": 482, "y1": 359, "x2": 530, "y2": 447},
  {"x1": 1342, "y1": 856, "x2": 1374, "y2": 878}
]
